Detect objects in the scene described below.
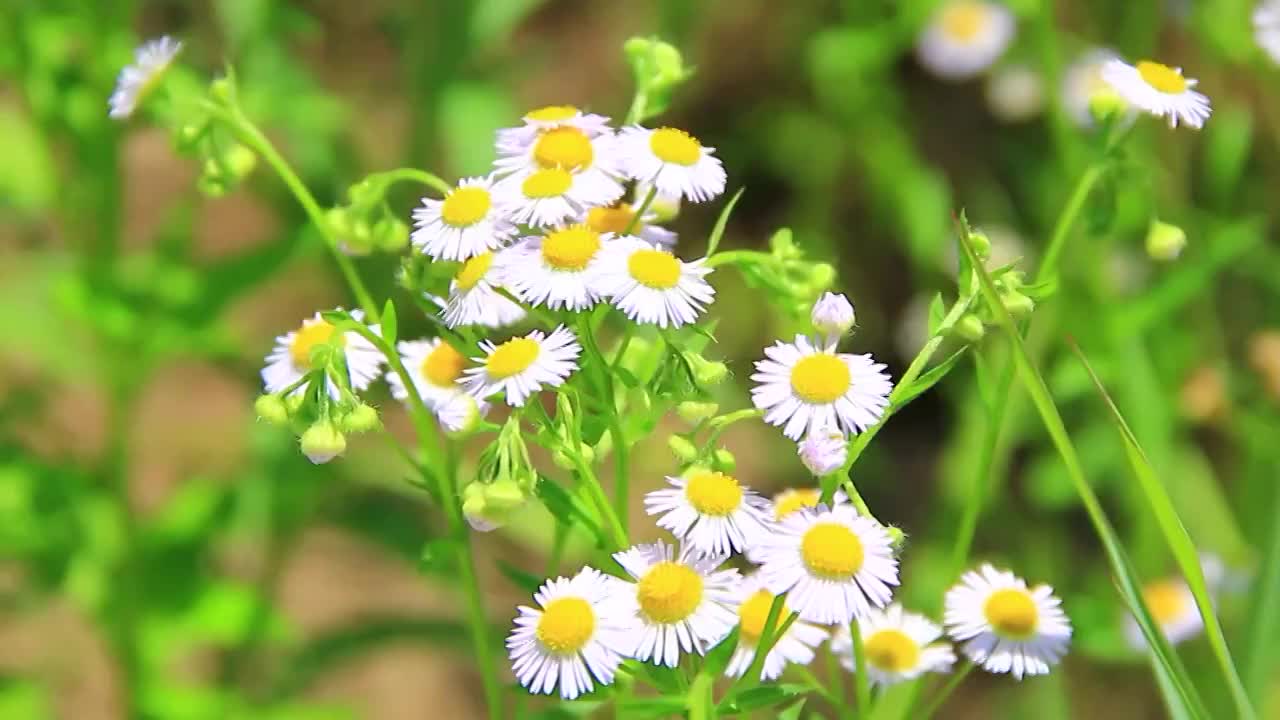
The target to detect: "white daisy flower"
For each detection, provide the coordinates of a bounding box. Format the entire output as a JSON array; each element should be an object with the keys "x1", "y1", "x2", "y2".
[
  {"x1": 261, "y1": 309, "x2": 383, "y2": 399},
  {"x1": 744, "y1": 487, "x2": 848, "y2": 565},
  {"x1": 608, "y1": 539, "x2": 740, "y2": 667},
  {"x1": 831, "y1": 604, "x2": 956, "y2": 687},
  {"x1": 495, "y1": 167, "x2": 623, "y2": 228},
  {"x1": 494, "y1": 124, "x2": 625, "y2": 199},
  {"x1": 461, "y1": 325, "x2": 582, "y2": 407},
  {"x1": 797, "y1": 427, "x2": 848, "y2": 477},
  {"x1": 756, "y1": 504, "x2": 899, "y2": 625},
  {"x1": 751, "y1": 335, "x2": 893, "y2": 441},
  {"x1": 410, "y1": 176, "x2": 515, "y2": 261},
  {"x1": 643, "y1": 470, "x2": 772, "y2": 557},
  {"x1": 109, "y1": 36, "x2": 182, "y2": 119},
  {"x1": 1100, "y1": 59, "x2": 1211, "y2": 129},
  {"x1": 507, "y1": 567, "x2": 630, "y2": 700},
  {"x1": 386, "y1": 338, "x2": 470, "y2": 408},
  {"x1": 436, "y1": 392, "x2": 488, "y2": 435},
  {"x1": 811, "y1": 292, "x2": 856, "y2": 341},
  {"x1": 580, "y1": 202, "x2": 677, "y2": 248},
  {"x1": 944, "y1": 564, "x2": 1072, "y2": 679},
  {"x1": 915, "y1": 2, "x2": 1015, "y2": 81},
  {"x1": 496, "y1": 105, "x2": 614, "y2": 155},
  {"x1": 616, "y1": 126, "x2": 727, "y2": 203},
  {"x1": 440, "y1": 251, "x2": 527, "y2": 329},
  {"x1": 496, "y1": 225, "x2": 613, "y2": 311},
  {"x1": 724, "y1": 573, "x2": 828, "y2": 681},
  {"x1": 1255, "y1": 1, "x2": 1280, "y2": 64},
  {"x1": 1121, "y1": 577, "x2": 1204, "y2": 652},
  {"x1": 1062, "y1": 49, "x2": 1132, "y2": 128},
  {"x1": 985, "y1": 64, "x2": 1045, "y2": 122},
  {"x1": 594, "y1": 237, "x2": 715, "y2": 329}
]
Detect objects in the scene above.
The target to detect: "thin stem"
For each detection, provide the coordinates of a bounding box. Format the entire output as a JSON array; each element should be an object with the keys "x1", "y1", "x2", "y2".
[
  {"x1": 947, "y1": 353, "x2": 1009, "y2": 579},
  {"x1": 795, "y1": 666, "x2": 840, "y2": 706},
  {"x1": 623, "y1": 184, "x2": 658, "y2": 237},
  {"x1": 372, "y1": 167, "x2": 452, "y2": 194},
  {"x1": 1038, "y1": 164, "x2": 1104, "y2": 285},
  {"x1": 917, "y1": 661, "x2": 975, "y2": 720},
  {"x1": 571, "y1": 452, "x2": 629, "y2": 551},
  {"x1": 624, "y1": 89, "x2": 649, "y2": 125},
  {"x1": 705, "y1": 249, "x2": 770, "y2": 268},
  {"x1": 849, "y1": 617, "x2": 871, "y2": 715},
  {"x1": 837, "y1": 472, "x2": 873, "y2": 518}
]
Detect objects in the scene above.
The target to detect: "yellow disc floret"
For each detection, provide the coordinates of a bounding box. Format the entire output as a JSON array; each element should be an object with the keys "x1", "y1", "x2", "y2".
[
  {"x1": 526, "y1": 105, "x2": 579, "y2": 122},
  {"x1": 455, "y1": 252, "x2": 494, "y2": 291},
  {"x1": 1136, "y1": 60, "x2": 1188, "y2": 94},
  {"x1": 1143, "y1": 580, "x2": 1190, "y2": 626},
  {"x1": 536, "y1": 596, "x2": 596, "y2": 654},
  {"x1": 522, "y1": 168, "x2": 573, "y2": 198},
  {"x1": 627, "y1": 249, "x2": 681, "y2": 289},
  {"x1": 940, "y1": 1, "x2": 988, "y2": 42},
  {"x1": 485, "y1": 337, "x2": 541, "y2": 379},
  {"x1": 289, "y1": 320, "x2": 342, "y2": 369},
  {"x1": 863, "y1": 629, "x2": 921, "y2": 673},
  {"x1": 773, "y1": 489, "x2": 822, "y2": 521},
  {"x1": 790, "y1": 354, "x2": 851, "y2": 404},
  {"x1": 586, "y1": 204, "x2": 636, "y2": 235},
  {"x1": 801, "y1": 522, "x2": 864, "y2": 579},
  {"x1": 440, "y1": 186, "x2": 491, "y2": 227},
  {"x1": 541, "y1": 225, "x2": 602, "y2": 271},
  {"x1": 637, "y1": 562, "x2": 704, "y2": 624},
  {"x1": 983, "y1": 588, "x2": 1039, "y2": 638},
  {"x1": 649, "y1": 128, "x2": 702, "y2": 166},
  {"x1": 737, "y1": 589, "x2": 782, "y2": 644},
  {"x1": 534, "y1": 127, "x2": 594, "y2": 171},
  {"x1": 422, "y1": 342, "x2": 467, "y2": 387},
  {"x1": 684, "y1": 471, "x2": 744, "y2": 516}
]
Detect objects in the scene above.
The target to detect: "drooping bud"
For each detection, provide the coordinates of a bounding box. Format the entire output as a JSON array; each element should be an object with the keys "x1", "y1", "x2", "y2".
[
  {"x1": 967, "y1": 229, "x2": 992, "y2": 262},
  {"x1": 340, "y1": 403, "x2": 380, "y2": 433},
  {"x1": 797, "y1": 428, "x2": 847, "y2": 477},
  {"x1": 953, "y1": 314, "x2": 986, "y2": 343},
  {"x1": 1146, "y1": 219, "x2": 1187, "y2": 262},
  {"x1": 712, "y1": 448, "x2": 736, "y2": 473},
  {"x1": 667, "y1": 435, "x2": 699, "y2": 462},
  {"x1": 300, "y1": 421, "x2": 346, "y2": 464},
  {"x1": 686, "y1": 353, "x2": 728, "y2": 387},
  {"x1": 1000, "y1": 290, "x2": 1035, "y2": 318},
  {"x1": 254, "y1": 394, "x2": 290, "y2": 425},
  {"x1": 676, "y1": 401, "x2": 719, "y2": 424},
  {"x1": 811, "y1": 292, "x2": 856, "y2": 340},
  {"x1": 484, "y1": 478, "x2": 527, "y2": 512}
]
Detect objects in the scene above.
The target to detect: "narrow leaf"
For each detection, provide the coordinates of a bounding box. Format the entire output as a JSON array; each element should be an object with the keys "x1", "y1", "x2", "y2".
[
  {"x1": 705, "y1": 187, "x2": 744, "y2": 257},
  {"x1": 381, "y1": 298, "x2": 397, "y2": 344}
]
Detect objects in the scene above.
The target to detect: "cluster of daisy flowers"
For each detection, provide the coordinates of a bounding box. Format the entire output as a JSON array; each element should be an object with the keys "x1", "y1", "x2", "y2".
[{"x1": 510, "y1": 473, "x2": 1073, "y2": 700}]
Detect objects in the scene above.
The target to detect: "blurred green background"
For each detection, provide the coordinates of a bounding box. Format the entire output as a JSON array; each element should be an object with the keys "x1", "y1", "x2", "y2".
[{"x1": 3, "y1": 0, "x2": 1280, "y2": 718}]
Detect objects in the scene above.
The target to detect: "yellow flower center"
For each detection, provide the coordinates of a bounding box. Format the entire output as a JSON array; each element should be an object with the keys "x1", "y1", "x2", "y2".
[
  {"x1": 790, "y1": 354, "x2": 851, "y2": 404},
  {"x1": 738, "y1": 590, "x2": 783, "y2": 644},
  {"x1": 773, "y1": 489, "x2": 821, "y2": 521},
  {"x1": 939, "y1": 1, "x2": 989, "y2": 42},
  {"x1": 422, "y1": 342, "x2": 467, "y2": 387},
  {"x1": 1136, "y1": 60, "x2": 1188, "y2": 94},
  {"x1": 627, "y1": 249, "x2": 681, "y2": 289},
  {"x1": 863, "y1": 629, "x2": 921, "y2": 673},
  {"x1": 1143, "y1": 580, "x2": 1190, "y2": 626},
  {"x1": 533, "y1": 127, "x2": 594, "y2": 171},
  {"x1": 485, "y1": 337, "x2": 540, "y2": 379},
  {"x1": 440, "y1": 186, "x2": 491, "y2": 227},
  {"x1": 535, "y1": 596, "x2": 596, "y2": 654},
  {"x1": 649, "y1": 127, "x2": 702, "y2": 166},
  {"x1": 526, "y1": 105, "x2": 578, "y2": 122},
  {"x1": 800, "y1": 522, "x2": 864, "y2": 579},
  {"x1": 983, "y1": 588, "x2": 1039, "y2": 638},
  {"x1": 289, "y1": 320, "x2": 342, "y2": 369},
  {"x1": 455, "y1": 252, "x2": 494, "y2": 291},
  {"x1": 541, "y1": 225, "x2": 602, "y2": 271},
  {"x1": 586, "y1": 204, "x2": 637, "y2": 235},
  {"x1": 521, "y1": 168, "x2": 573, "y2": 199},
  {"x1": 637, "y1": 561, "x2": 704, "y2": 624},
  {"x1": 684, "y1": 471, "x2": 743, "y2": 516}
]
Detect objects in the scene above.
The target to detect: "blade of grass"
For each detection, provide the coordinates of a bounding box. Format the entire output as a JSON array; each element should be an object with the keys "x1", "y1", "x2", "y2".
[
  {"x1": 957, "y1": 223, "x2": 1210, "y2": 720},
  {"x1": 1244, "y1": 463, "x2": 1280, "y2": 702},
  {"x1": 1071, "y1": 341, "x2": 1256, "y2": 720}
]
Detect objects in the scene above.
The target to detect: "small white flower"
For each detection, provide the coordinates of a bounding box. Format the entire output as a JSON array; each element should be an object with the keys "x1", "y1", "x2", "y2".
[
  {"x1": 1121, "y1": 577, "x2": 1204, "y2": 652},
  {"x1": 495, "y1": 166, "x2": 624, "y2": 228},
  {"x1": 831, "y1": 604, "x2": 956, "y2": 687},
  {"x1": 616, "y1": 126, "x2": 726, "y2": 203},
  {"x1": 461, "y1": 325, "x2": 582, "y2": 407},
  {"x1": 944, "y1": 564, "x2": 1072, "y2": 679},
  {"x1": 436, "y1": 392, "x2": 488, "y2": 435},
  {"x1": 985, "y1": 64, "x2": 1044, "y2": 122},
  {"x1": 751, "y1": 335, "x2": 893, "y2": 441},
  {"x1": 744, "y1": 487, "x2": 848, "y2": 565},
  {"x1": 1255, "y1": 1, "x2": 1280, "y2": 65},
  {"x1": 756, "y1": 504, "x2": 899, "y2": 625},
  {"x1": 579, "y1": 201, "x2": 677, "y2": 248},
  {"x1": 1101, "y1": 59, "x2": 1211, "y2": 129},
  {"x1": 109, "y1": 36, "x2": 182, "y2": 119},
  {"x1": 440, "y1": 251, "x2": 527, "y2": 329},
  {"x1": 386, "y1": 338, "x2": 470, "y2": 408},
  {"x1": 494, "y1": 124, "x2": 625, "y2": 202},
  {"x1": 410, "y1": 176, "x2": 515, "y2": 261},
  {"x1": 496, "y1": 226, "x2": 613, "y2": 311},
  {"x1": 496, "y1": 105, "x2": 614, "y2": 155},
  {"x1": 594, "y1": 237, "x2": 715, "y2": 328},
  {"x1": 797, "y1": 428, "x2": 848, "y2": 476},
  {"x1": 724, "y1": 574, "x2": 828, "y2": 682},
  {"x1": 261, "y1": 309, "x2": 383, "y2": 399},
  {"x1": 643, "y1": 471, "x2": 772, "y2": 557},
  {"x1": 915, "y1": 2, "x2": 1015, "y2": 80},
  {"x1": 507, "y1": 567, "x2": 630, "y2": 700},
  {"x1": 608, "y1": 539, "x2": 741, "y2": 667},
  {"x1": 811, "y1": 292, "x2": 856, "y2": 340},
  {"x1": 1062, "y1": 49, "x2": 1132, "y2": 128}
]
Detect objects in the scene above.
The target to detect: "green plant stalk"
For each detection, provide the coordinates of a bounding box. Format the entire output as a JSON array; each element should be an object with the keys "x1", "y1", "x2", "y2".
[
  {"x1": 623, "y1": 184, "x2": 659, "y2": 237},
  {"x1": 916, "y1": 660, "x2": 975, "y2": 720},
  {"x1": 1245, "y1": 464, "x2": 1280, "y2": 701},
  {"x1": 722, "y1": 595, "x2": 793, "y2": 701},
  {"x1": 849, "y1": 617, "x2": 871, "y2": 715},
  {"x1": 575, "y1": 316, "x2": 631, "y2": 532},
  {"x1": 370, "y1": 167, "x2": 452, "y2": 194},
  {"x1": 946, "y1": 353, "x2": 1008, "y2": 579},
  {"x1": 1037, "y1": 164, "x2": 1104, "y2": 279}
]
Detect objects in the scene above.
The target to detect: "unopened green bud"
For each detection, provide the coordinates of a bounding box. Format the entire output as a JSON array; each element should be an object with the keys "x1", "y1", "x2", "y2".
[
  {"x1": 968, "y1": 230, "x2": 992, "y2": 262},
  {"x1": 221, "y1": 143, "x2": 257, "y2": 182},
  {"x1": 374, "y1": 216, "x2": 410, "y2": 252},
  {"x1": 551, "y1": 448, "x2": 576, "y2": 471},
  {"x1": 340, "y1": 403, "x2": 380, "y2": 433},
  {"x1": 1088, "y1": 87, "x2": 1128, "y2": 126},
  {"x1": 886, "y1": 525, "x2": 906, "y2": 550},
  {"x1": 175, "y1": 122, "x2": 205, "y2": 152},
  {"x1": 668, "y1": 435, "x2": 698, "y2": 462},
  {"x1": 1146, "y1": 219, "x2": 1187, "y2": 262},
  {"x1": 624, "y1": 37, "x2": 691, "y2": 94},
  {"x1": 807, "y1": 263, "x2": 836, "y2": 292},
  {"x1": 712, "y1": 448, "x2": 736, "y2": 473},
  {"x1": 196, "y1": 161, "x2": 229, "y2": 197},
  {"x1": 300, "y1": 422, "x2": 346, "y2": 464},
  {"x1": 284, "y1": 392, "x2": 306, "y2": 414},
  {"x1": 326, "y1": 207, "x2": 353, "y2": 238},
  {"x1": 209, "y1": 76, "x2": 235, "y2": 105},
  {"x1": 953, "y1": 314, "x2": 986, "y2": 343},
  {"x1": 769, "y1": 229, "x2": 799, "y2": 260},
  {"x1": 686, "y1": 353, "x2": 728, "y2": 387},
  {"x1": 676, "y1": 401, "x2": 719, "y2": 424},
  {"x1": 254, "y1": 394, "x2": 290, "y2": 425},
  {"x1": 461, "y1": 492, "x2": 499, "y2": 532},
  {"x1": 1000, "y1": 291, "x2": 1035, "y2": 318},
  {"x1": 485, "y1": 478, "x2": 526, "y2": 511}
]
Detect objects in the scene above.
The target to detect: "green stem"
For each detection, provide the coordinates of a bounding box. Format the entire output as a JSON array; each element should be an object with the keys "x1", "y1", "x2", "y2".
[
  {"x1": 574, "y1": 316, "x2": 630, "y2": 531},
  {"x1": 849, "y1": 617, "x2": 871, "y2": 715},
  {"x1": 704, "y1": 249, "x2": 771, "y2": 268},
  {"x1": 571, "y1": 452, "x2": 629, "y2": 551},
  {"x1": 837, "y1": 472, "x2": 873, "y2": 518},
  {"x1": 916, "y1": 661, "x2": 975, "y2": 720},
  {"x1": 623, "y1": 185, "x2": 658, "y2": 237},
  {"x1": 947, "y1": 354, "x2": 1008, "y2": 580},
  {"x1": 1037, "y1": 164, "x2": 1104, "y2": 285},
  {"x1": 372, "y1": 167, "x2": 452, "y2": 194}
]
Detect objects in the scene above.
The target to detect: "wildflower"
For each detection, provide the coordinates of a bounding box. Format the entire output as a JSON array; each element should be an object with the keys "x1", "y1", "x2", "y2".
[
  {"x1": 440, "y1": 251, "x2": 527, "y2": 329},
  {"x1": 496, "y1": 225, "x2": 614, "y2": 311},
  {"x1": 609, "y1": 539, "x2": 740, "y2": 667},
  {"x1": 643, "y1": 470, "x2": 772, "y2": 557},
  {"x1": 811, "y1": 292, "x2": 856, "y2": 341},
  {"x1": 634, "y1": 181, "x2": 683, "y2": 222},
  {"x1": 410, "y1": 176, "x2": 515, "y2": 261},
  {"x1": 616, "y1": 126, "x2": 726, "y2": 202},
  {"x1": 797, "y1": 427, "x2": 848, "y2": 476},
  {"x1": 461, "y1": 326, "x2": 582, "y2": 407},
  {"x1": 495, "y1": 166, "x2": 623, "y2": 228},
  {"x1": 494, "y1": 124, "x2": 625, "y2": 202},
  {"x1": 831, "y1": 604, "x2": 956, "y2": 687},
  {"x1": 1063, "y1": 49, "x2": 1131, "y2": 128},
  {"x1": 261, "y1": 310, "x2": 383, "y2": 399},
  {"x1": 436, "y1": 392, "x2": 487, "y2": 436},
  {"x1": 915, "y1": 2, "x2": 1015, "y2": 80},
  {"x1": 507, "y1": 567, "x2": 630, "y2": 700},
  {"x1": 1101, "y1": 59, "x2": 1211, "y2": 129},
  {"x1": 767, "y1": 487, "x2": 848, "y2": 523},
  {"x1": 109, "y1": 36, "x2": 182, "y2": 119},
  {"x1": 724, "y1": 574, "x2": 828, "y2": 681},
  {"x1": 985, "y1": 64, "x2": 1044, "y2": 122},
  {"x1": 756, "y1": 504, "x2": 899, "y2": 625},
  {"x1": 495, "y1": 105, "x2": 614, "y2": 155},
  {"x1": 1255, "y1": 1, "x2": 1280, "y2": 65},
  {"x1": 386, "y1": 338, "x2": 470, "y2": 408},
  {"x1": 1122, "y1": 578, "x2": 1204, "y2": 651},
  {"x1": 593, "y1": 237, "x2": 715, "y2": 328},
  {"x1": 944, "y1": 564, "x2": 1072, "y2": 679},
  {"x1": 581, "y1": 201, "x2": 677, "y2": 248},
  {"x1": 299, "y1": 421, "x2": 347, "y2": 464},
  {"x1": 751, "y1": 335, "x2": 893, "y2": 440}
]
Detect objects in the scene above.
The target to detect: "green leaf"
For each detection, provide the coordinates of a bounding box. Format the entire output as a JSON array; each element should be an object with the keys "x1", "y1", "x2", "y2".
[
  {"x1": 617, "y1": 697, "x2": 688, "y2": 718},
  {"x1": 700, "y1": 627, "x2": 740, "y2": 679},
  {"x1": 777, "y1": 698, "x2": 807, "y2": 720},
  {"x1": 418, "y1": 538, "x2": 457, "y2": 575},
  {"x1": 706, "y1": 187, "x2": 744, "y2": 256},
  {"x1": 721, "y1": 684, "x2": 807, "y2": 713},
  {"x1": 892, "y1": 347, "x2": 967, "y2": 407},
  {"x1": 535, "y1": 477, "x2": 604, "y2": 545},
  {"x1": 381, "y1": 298, "x2": 397, "y2": 345},
  {"x1": 926, "y1": 292, "x2": 946, "y2": 337}
]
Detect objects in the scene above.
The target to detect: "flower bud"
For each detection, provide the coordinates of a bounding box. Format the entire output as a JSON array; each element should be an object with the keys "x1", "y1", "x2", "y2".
[
  {"x1": 968, "y1": 230, "x2": 992, "y2": 262},
  {"x1": 667, "y1": 435, "x2": 699, "y2": 462},
  {"x1": 797, "y1": 428, "x2": 847, "y2": 476},
  {"x1": 1000, "y1": 291, "x2": 1035, "y2": 318},
  {"x1": 438, "y1": 395, "x2": 485, "y2": 437},
  {"x1": 769, "y1": 229, "x2": 800, "y2": 260},
  {"x1": 484, "y1": 478, "x2": 527, "y2": 511},
  {"x1": 811, "y1": 292, "x2": 856, "y2": 340},
  {"x1": 953, "y1": 314, "x2": 986, "y2": 343},
  {"x1": 885, "y1": 525, "x2": 907, "y2": 550},
  {"x1": 1088, "y1": 87, "x2": 1129, "y2": 126},
  {"x1": 686, "y1": 353, "x2": 728, "y2": 387},
  {"x1": 676, "y1": 401, "x2": 719, "y2": 424},
  {"x1": 221, "y1": 143, "x2": 257, "y2": 183},
  {"x1": 636, "y1": 183, "x2": 680, "y2": 223},
  {"x1": 209, "y1": 75, "x2": 236, "y2": 105},
  {"x1": 340, "y1": 403, "x2": 380, "y2": 433},
  {"x1": 1146, "y1": 219, "x2": 1187, "y2": 262},
  {"x1": 712, "y1": 448, "x2": 736, "y2": 473},
  {"x1": 300, "y1": 422, "x2": 346, "y2": 464},
  {"x1": 461, "y1": 490, "x2": 499, "y2": 532},
  {"x1": 254, "y1": 394, "x2": 290, "y2": 425},
  {"x1": 807, "y1": 263, "x2": 836, "y2": 292},
  {"x1": 374, "y1": 216, "x2": 410, "y2": 252},
  {"x1": 284, "y1": 392, "x2": 306, "y2": 415}
]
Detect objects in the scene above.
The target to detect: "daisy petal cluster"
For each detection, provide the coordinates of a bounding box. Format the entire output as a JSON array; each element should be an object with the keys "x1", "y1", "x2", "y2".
[
  {"x1": 109, "y1": 36, "x2": 182, "y2": 119},
  {"x1": 1101, "y1": 58, "x2": 1211, "y2": 129},
  {"x1": 261, "y1": 309, "x2": 383, "y2": 399},
  {"x1": 916, "y1": 1, "x2": 1015, "y2": 80},
  {"x1": 832, "y1": 604, "x2": 955, "y2": 687},
  {"x1": 944, "y1": 564, "x2": 1072, "y2": 679}
]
